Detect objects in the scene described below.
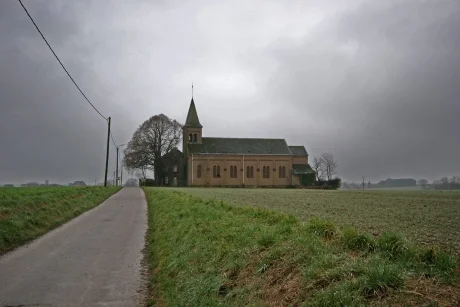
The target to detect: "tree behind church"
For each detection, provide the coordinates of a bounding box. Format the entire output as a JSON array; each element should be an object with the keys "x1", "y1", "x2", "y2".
[{"x1": 123, "y1": 114, "x2": 182, "y2": 185}]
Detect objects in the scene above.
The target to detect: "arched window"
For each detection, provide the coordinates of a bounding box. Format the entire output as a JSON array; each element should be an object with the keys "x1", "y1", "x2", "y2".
[
  {"x1": 279, "y1": 166, "x2": 286, "y2": 178},
  {"x1": 217, "y1": 165, "x2": 221, "y2": 178},
  {"x1": 213, "y1": 165, "x2": 217, "y2": 178},
  {"x1": 263, "y1": 166, "x2": 270, "y2": 178},
  {"x1": 193, "y1": 133, "x2": 197, "y2": 142},
  {"x1": 197, "y1": 164, "x2": 202, "y2": 178},
  {"x1": 230, "y1": 165, "x2": 237, "y2": 178},
  {"x1": 247, "y1": 166, "x2": 254, "y2": 178},
  {"x1": 189, "y1": 133, "x2": 192, "y2": 141}
]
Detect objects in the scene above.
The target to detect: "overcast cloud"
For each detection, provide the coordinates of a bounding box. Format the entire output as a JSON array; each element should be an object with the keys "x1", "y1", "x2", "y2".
[{"x1": 1, "y1": 0, "x2": 459, "y2": 185}]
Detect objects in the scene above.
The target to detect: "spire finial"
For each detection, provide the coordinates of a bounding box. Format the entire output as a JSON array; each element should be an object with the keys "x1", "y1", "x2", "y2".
[{"x1": 192, "y1": 82, "x2": 194, "y2": 98}]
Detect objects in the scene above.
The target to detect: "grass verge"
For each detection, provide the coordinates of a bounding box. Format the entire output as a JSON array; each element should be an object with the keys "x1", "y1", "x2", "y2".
[
  {"x1": 0, "y1": 186, "x2": 121, "y2": 254},
  {"x1": 144, "y1": 188, "x2": 460, "y2": 306}
]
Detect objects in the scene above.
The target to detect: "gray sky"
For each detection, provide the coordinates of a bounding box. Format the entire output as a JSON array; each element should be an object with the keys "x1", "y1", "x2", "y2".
[{"x1": 1, "y1": 0, "x2": 459, "y2": 185}]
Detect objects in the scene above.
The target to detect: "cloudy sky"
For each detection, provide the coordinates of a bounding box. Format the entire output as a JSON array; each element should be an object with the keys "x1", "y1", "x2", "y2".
[{"x1": 1, "y1": 0, "x2": 459, "y2": 185}]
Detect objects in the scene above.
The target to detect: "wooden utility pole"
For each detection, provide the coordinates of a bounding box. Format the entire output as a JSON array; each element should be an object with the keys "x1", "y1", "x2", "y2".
[
  {"x1": 120, "y1": 162, "x2": 123, "y2": 187},
  {"x1": 116, "y1": 147, "x2": 119, "y2": 186},
  {"x1": 104, "y1": 117, "x2": 111, "y2": 187}
]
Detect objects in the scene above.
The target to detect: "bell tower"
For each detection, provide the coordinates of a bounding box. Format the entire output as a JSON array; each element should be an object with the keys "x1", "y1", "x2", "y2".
[{"x1": 182, "y1": 96, "x2": 202, "y2": 155}]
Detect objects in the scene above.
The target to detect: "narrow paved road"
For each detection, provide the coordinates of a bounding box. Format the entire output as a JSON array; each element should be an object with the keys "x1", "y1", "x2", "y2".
[{"x1": 0, "y1": 187, "x2": 147, "y2": 307}]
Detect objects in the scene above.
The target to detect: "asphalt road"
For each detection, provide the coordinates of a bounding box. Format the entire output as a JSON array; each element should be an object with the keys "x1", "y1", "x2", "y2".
[{"x1": 0, "y1": 187, "x2": 148, "y2": 307}]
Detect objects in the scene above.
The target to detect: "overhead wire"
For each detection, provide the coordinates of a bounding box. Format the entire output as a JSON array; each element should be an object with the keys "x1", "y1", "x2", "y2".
[
  {"x1": 19, "y1": 0, "x2": 129, "y2": 187},
  {"x1": 110, "y1": 132, "x2": 117, "y2": 147},
  {"x1": 18, "y1": 0, "x2": 108, "y2": 121}
]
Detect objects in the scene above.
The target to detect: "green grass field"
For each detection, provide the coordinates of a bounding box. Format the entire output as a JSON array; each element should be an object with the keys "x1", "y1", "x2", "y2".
[
  {"x1": 144, "y1": 188, "x2": 460, "y2": 306},
  {"x1": 0, "y1": 186, "x2": 120, "y2": 254},
  {"x1": 174, "y1": 188, "x2": 460, "y2": 253}
]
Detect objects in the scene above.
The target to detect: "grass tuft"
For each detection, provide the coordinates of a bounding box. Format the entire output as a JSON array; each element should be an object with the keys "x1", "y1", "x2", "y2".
[
  {"x1": 342, "y1": 227, "x2": 376, "y2": 252},
  {"x1": 377, "y1": 232, "x2": 408, "y2": 259},
  {"x1": 308, "y1": 283, "x2": 363, "y2": 307},
  {"x1": 360, "y1": 260, "x2": 404, "y2": 297},
  {"x1": 305, "y1": 218, "x2": 337, "y2": 239},
  {"x1": 257, "y1": 233, "x2": 276, "y2": 248}
]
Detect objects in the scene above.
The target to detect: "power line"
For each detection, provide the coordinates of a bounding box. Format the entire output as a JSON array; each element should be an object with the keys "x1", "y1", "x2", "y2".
[
  {"x1": 18, "y1": 0, "x2": 108, "y2": 121},
  {"x1": 110, "y1": 132, "x2": 117, "y2": 147}
]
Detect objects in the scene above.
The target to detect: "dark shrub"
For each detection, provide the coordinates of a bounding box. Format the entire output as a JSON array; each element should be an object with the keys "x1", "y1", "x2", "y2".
[
  {"x1": 315, "y1": 178, "x2": 341, "y2": 189},
  {"x1": 139, "y1": 178, "x2": 156, "y2": 187}
]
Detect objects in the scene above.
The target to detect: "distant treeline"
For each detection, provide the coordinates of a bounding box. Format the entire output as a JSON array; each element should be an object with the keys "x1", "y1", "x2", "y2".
[
  {"x1": 342, "y1": 176, "x2": 460, "y2": 190},
  {"x1": 342, "y1": 178, "x2": 416, "y2": 189},
  {"x1": 431, "y1": 177, "x2": 460, "y2": 190}
]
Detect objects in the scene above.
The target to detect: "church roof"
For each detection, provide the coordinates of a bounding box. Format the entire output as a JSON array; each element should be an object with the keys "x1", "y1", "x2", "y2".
[
  {"x1": 289, "y1": 146, "x2": 309, "y2": 156},
  {"x1": 292, "y1": 164, "x2": 315, "y2": 175},
  {"x1": 184, "y1": 98, "x2": 202, "y2": 128},
  {"x1": 188, "y1": 137, "x2": 292, "y2": 155}
]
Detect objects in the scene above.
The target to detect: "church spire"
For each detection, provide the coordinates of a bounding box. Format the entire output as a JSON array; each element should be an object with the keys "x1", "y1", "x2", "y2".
[{"x1": 184, "y1": 90, "x2": 202, "y2": 128}]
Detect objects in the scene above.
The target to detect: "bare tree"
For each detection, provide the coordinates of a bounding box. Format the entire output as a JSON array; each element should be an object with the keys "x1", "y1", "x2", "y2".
[
  {"x1": 123, "y1": 114, "x2": 182, "y2": 185},
  {"x1": 312, "y1": 157, "x2": 325, "y2": 181},
  {"x1": 321, "y1": 152, "x2": 337, "y2": 181}
]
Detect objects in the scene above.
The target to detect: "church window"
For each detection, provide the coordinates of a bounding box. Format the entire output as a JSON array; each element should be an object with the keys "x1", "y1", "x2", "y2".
[
  {"x1": 263, "y1": 166, "x2": 270, "y2": 178},
  {"x1": 213, "y1": 165, "x2": 221, "y2": 178},
  {"x1": 230, "y1": 165, "x2": 237, "y2": 178},
  {"x1": 279, "y1": 166, "x2": 286, "y2": 178},
  {"x1": 193, "y1": 133, "x2": 197, "y2": 142},
  {"x1": 197, "y1": 164, "x2": 202, "y2": 178},
  {"x1": 189, "y1": 133, "x2": 192, "y2": 142},
  {"x1": 246, "y1": 166, "x2": 254, "y2": 178}
]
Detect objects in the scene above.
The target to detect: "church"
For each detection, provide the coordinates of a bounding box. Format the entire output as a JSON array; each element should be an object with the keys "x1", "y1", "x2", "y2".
[{"x1": 177, "y1": 96, "x2": 315, "y2": 187}]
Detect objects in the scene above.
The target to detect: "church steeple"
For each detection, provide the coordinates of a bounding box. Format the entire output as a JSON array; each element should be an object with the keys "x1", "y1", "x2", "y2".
[
  {"x1": 183, "y1": 93, "x2": 203, "y2": 154},
  {"x1": 184, "y1": 97, "x2": 202, "y2": 128}
]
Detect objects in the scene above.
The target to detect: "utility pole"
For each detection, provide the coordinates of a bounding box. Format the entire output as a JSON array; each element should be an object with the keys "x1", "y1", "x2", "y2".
[
  {"x1": 104, "y1": 117, "x2": 111, "y2": 187},
  {"x1": 362, "y1": 176, "x2": 365, "y2": 190},
  {"x1": 115, "y1": 144, "x2": 125, "y2": 187},
  {"x1": 116, "y1": 147, "x2": 119, "y2": 186},
  {"x1": 120, "y1": 162, "x2": 123, "y2": 187}
]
